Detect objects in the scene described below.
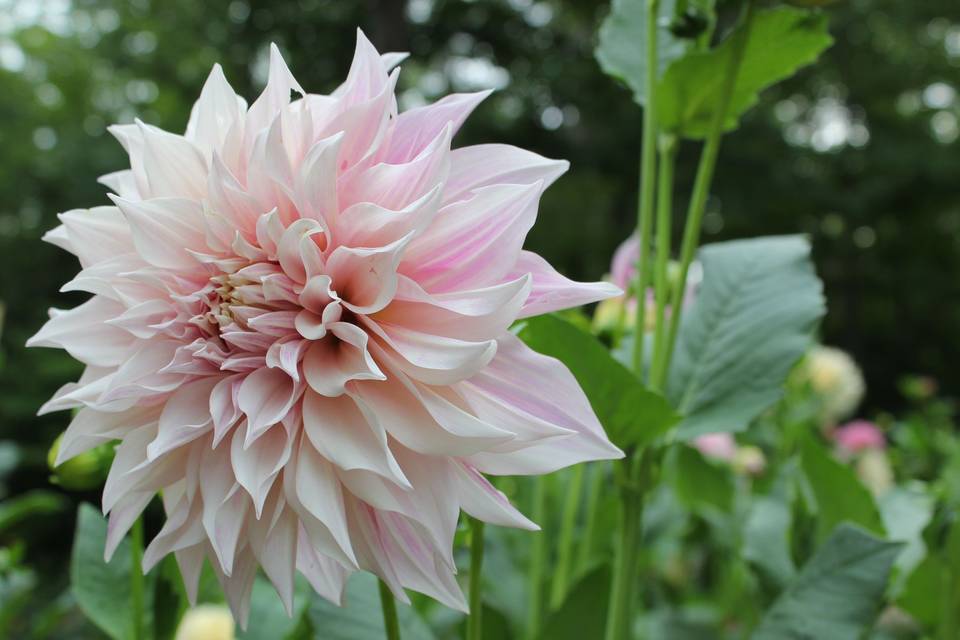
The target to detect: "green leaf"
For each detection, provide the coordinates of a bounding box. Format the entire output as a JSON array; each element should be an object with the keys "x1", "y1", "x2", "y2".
[
  {"x1": 537, "y1": 566, "x2": 610, "y2": 640},
  {"x1": 667, "y1": 236, "x2": 824, "y2": 439},
  {"x1": 656, "y1": 6, "x2": 833, "y2": 138},
  {"x1": 71, "y1": 503, "x2": 155, "y2": 640},
  {"x1": 664, "y1": 444, "x2": 734, "y2": 513},
  {"x1": 799, "y1": 435, "x2": 884, "y2": 541},
  {"x1": 897, "y1": 553, "x2": 939, "y2": 628},
  {"x1": 595, "y1": 0, "x2": 697, "y2": 105},
  {"x1": 0, "y1": 489, "x2": 66, "y2": 534},
  {"x1": 743, "y1": 496, "x2": 796, "y2": 587},
  {"x1": 517, "y1": 314, "x2": 680, "y2": 449},
  {"x1": 752, "y1": 524, "x2": 902, "y2": 640},
  {"x1": 237, "y1": 576, "x2": 313, "y2": 640},
  {"x1": 307, "y1": 573, "x2": 435, "y2": 640},
  {"x1": 878, "y1": 485, "x2": 933, "y2": 592}
]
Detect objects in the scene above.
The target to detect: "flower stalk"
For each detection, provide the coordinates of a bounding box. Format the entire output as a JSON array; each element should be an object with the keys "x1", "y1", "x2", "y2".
[
  {"x1": 550, "y1": 465, "x2": 585, "y2": 609},
  {"x1": 129, "y1": 517, "x2": 145, "y2": 640},
  {"x1": 659, "y1": 0, "x2": 758, "y2": 376},
  {"x1": 650, "y1": 134, "x2": 678, "y2": 391},
  {"x1": 467, "y1": 518, "x2": 486, "y2": 640},
  {"x1": 379, "y1": 580, "x2": 402, "y2": 640},
  {"x1": 525, "y1": 476, "x2": 548, "y2": 640},
  {"x1": 631, "y1": 0, "x2": 662, "y2": 378}
]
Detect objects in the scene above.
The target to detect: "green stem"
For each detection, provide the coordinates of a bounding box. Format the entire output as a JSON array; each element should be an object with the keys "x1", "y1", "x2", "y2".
[
  {"x1": 603, "y1": 482, "x2": 644, "y2": 640},
  {"x1": 129, "y1": 518, "x2": 145, "y2": 640},
  {"x1": 379, "y1": 580, "x2": 402, "y2": 640},
  {"x1": 649, "y1": 134, "x2": 678, "y2": 391},
  {"x1": 467, "y1": 518, "x2": 486, "y2": 640},
  {"x1": 577, "y1": 462, "x2": 605, "y2": 574},
  {"x1": 631, "y1": 0, "x2": 662, "y2": 378},
  {"x1": 659, "y1": 0, "x2": 757, "y2": 375},
  {"x1": 549, "y1": 466, "x2": 585, "y2": 609},
  {"x1": 525, "y1": 476, "x2": 548, "y2": 640}
]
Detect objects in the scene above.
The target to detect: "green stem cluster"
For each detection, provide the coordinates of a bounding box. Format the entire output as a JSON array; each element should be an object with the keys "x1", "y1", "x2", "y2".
[
  {"x1": 130, "y1": 518, "x2": 145, "y2": 640},
  {"x1": 467, "y1": 518, "x2": 486, "y2": 640},
  {"x1": 379, "y1": 580, "x2": 401, "y2": 640},
  {"x1": 606, "y1": 2, "x2": 758, "y2": 639}
]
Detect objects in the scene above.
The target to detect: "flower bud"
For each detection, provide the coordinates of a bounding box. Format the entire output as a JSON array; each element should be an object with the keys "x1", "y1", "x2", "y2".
[
  {"x1": 856, "y1": 449, "x2": 893, "y2": 497},
  {"x1": 175, "y1": 605, "x2": 235, "y2": 640},
  {"x1": 733, "y1": 446, "x2": 767, "y2": 476},
  {"x1": 798, "y1": 346, "x2": 865, "y2": 424},
  {"x1": 47, "y1": 435, "x2": 113, "y2": 491}
]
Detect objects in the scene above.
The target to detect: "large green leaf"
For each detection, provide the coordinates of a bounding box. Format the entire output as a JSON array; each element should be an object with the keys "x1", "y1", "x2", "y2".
[
  {"x1": 595, "y1": 0, "x2": 697, "y2": 105},
  {"x1": 667, "y1": 236, "x2": 824, "y2": 439},
  {"x1": 743, "y1": 495, "x2": 796, "y2": 587},
  {"x1": 237, "y1": 576, "x2": 314, "y2": 640},
  {"x1": 799, "y1": 435, "x2": 884, "y2": 541},
  {"x1": 752, "y1": 524, "x2": 901, "y2": 639},
  {"x1": 71, "y1": 503, "x2": 155, "y2": 640},
  {"x1": 878, "y1": 485, "x2": 933, "y2": 592},
  {"x1": 657, "y1": 6, "x2": 833, "y2": 138},
  {"x1": 664, "y1": 444, "x2": 734, "y2": 514},
  {"x1": 307, "y1": 573, "x2": 435, "y2": 640},
  {"x1": 517, "y1": 314, "x2": 679, "y2": 449}
]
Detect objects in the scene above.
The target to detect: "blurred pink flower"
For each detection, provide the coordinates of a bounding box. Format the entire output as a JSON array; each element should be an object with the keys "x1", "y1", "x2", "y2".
[
  {"x1": 833, "y1": 420, "x2": 886, "y2": 454},
  {"x1": 611, "y1": 233, "x2": 641, "y2": 292},
  {"x1": 29, "y1": 32, "x2": 622, "y2": 624},
  {"x1": 693, "y1": 433, "x2": 737, "y2": 462}
]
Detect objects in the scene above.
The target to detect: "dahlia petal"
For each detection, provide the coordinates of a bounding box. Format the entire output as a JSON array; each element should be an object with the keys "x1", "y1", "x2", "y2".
[
  {"x1": 510, "y1": 250, "x2": 622, "y2": 318},
  {"x1": 213, "y1": 546, "x2": 258, "y2": 629},
  {"x1": 98, "y1": 170, "x2": 141, "y2": 200},
  {"x1": 55, "y1": 405, "x2": 159, "y2": 466},
  {"x1": 354, "y1": 372, "x2": 511, "y2": 456},
  {"x1": 106, "y1": 299, "x2": 177, "y2": 339},
  {"x1": 376, "y1": 274, "x2": 531, "y2": 342},
  {"x1": 380, "y1": 51, "x2": 409, "y2": 71},
  {"x1": 174, "y1": 544, "x2": 207, "y2": 604},
  {"x1": 245, "y1": 43, "x2": 304, "y2": 150},
  {"x1": 343, "y1": 499, "x2": 410, "y2": 604},
  {"x1": 266, "y1": 336, "x2": 310, "y2": 381},
  {"x1": 403, "y1": 182, "x2": 542, "y2": 291},
  {"x1": 248, "y1": 500, "x2": 298, "y2": 615},
  {"x1": 321, "y1": 68, "x2": 399, "y2": 174},
  {"x1": 137, "y1": 120, "x2": 208, "y2": 199},
  {"x1": 325, "y1": 233, "x2": 412, "y2": 315},
  {"x1": 298, "y1": 275, "x2": 335, "y2": 314},
  {"x1": 335, "y1": 29, "x2": 393, "y2": 104},
  {"x1": 294, "y1": 132, "x2": 343, "y2": 225},
  {"x1": 335, "y1": 184, "x2": 443, "y2": 251},
  {"x1": 364, "y1": 320, "x2": 497, "y2": 386},
  {"x1": 143, "y1": 494, "x2": 205, "y2": 572},
  {"x1": 104, "y1": 491, "x2": 154, "y2": 562},
  {"x1": 148, "y1": 377, "x2": 218, "y2": 460},
  {"x1": 339, "y1": 124, "x2": 451, "y2": 212},
  {"x1": 41, "y1": 224, "x2": 71, "y2": 253},
  {"x1": 444, "y1": 144, "x2": 568, "y2": 203},
  {"x1": 237, "y1": 367, "x2": 301, "y2": 444},
  {"x1": 303, "y1": 323, "x2": 385, "y2": 397},
  {"x1": 277, "y1": 218, "x2": 325, "y2": 284},
  {"x1": 103, "y1": 423, "x2": 184, "y2": 515},
  {"x1": 296, "y1": 528, "x2": 351, "y2": 605},
  {"x1": 287, "y1": 438, "x2": 356, "y2": 566},
  {"x1": 465, "y1": 333, "x2": 624, "y2": 474},
  {"x1": 301, "y1": 391, "x2": 409, "y2": 486},
  {"x1": 185, "y1": 63, "x2": 245, "y2": 160},
  {"x1": 449, "y1": 461, "x2": 538, "y2": 530},
  {"x1": 199, "y1": 445, "x2": 249, "y2": 574},
  {"x1": 111, "y1": 196, "x2": 207, "y2": 270},
  {"x1": 230, "y1": 421, "x2": 293, "y2": 518},
  {"x1": 387, "y1": 91, "x2": 491, "y2": 164},
  {"x1": 208, "y1": 152, "x2": 261, "y2": 240},
  {"x1": 57, "y1": 206, "x2": 133, "y2": 268},
  {"x1": 27, "y1": 297, "x2": 134, "y2": 367}
]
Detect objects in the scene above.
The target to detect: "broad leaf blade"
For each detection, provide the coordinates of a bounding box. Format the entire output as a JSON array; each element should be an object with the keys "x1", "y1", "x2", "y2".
[
  {"x1": 307, "y1": 573, "x2": 435, "y2": 640},
  {"x1": 657, "y1": 6, "x2": 833, "y2": 138},
  {"x1": 536, "y1": 566, "x2": 610, "y2": 640},
  {"x1": 237, "y1": 576, "x2": 313, "y2": 640},
  {"x1": 595, "y1": 0, "x2": 695, "y2": 105},
  {"x1": 518, "y1": 314, "x2": 679, "y2": 449},
  {"x1": 665, "y1": 444, "x2": 734, "y2": 513},
  {"x1": 743, "y1": 496, "x2": 796, "y2": 587},
  {"x1": 752, "y1": 524, "x2": 901, "y2": 639},
  {"x1": 667, "y1": 235, "x2": 824, "y2": 439},
  {"x1": 71, "y1": 503, "x2": 155, "y2": 640}
]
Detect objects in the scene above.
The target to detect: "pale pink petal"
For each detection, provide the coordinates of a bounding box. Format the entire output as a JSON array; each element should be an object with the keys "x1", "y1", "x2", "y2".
[{"x1": 509, "y1": 251, "x2": 622, "y2": 318}]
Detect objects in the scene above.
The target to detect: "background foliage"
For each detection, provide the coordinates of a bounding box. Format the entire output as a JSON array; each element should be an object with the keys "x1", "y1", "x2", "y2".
[{"x1": 0, "y1": 0, "x2": 959, "y2": 637}]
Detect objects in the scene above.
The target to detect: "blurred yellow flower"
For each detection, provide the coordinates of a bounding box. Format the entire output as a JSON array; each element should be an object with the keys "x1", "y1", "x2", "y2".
[
  {"x1": 175, "y1": 605, "x2": 235, "y2": 640},
  {"x1": 856, "y1": 449, "x2": 894, "y2": 497},
  {"x1": 803, "y1": 346, "x2": 865, "y2": 423}
]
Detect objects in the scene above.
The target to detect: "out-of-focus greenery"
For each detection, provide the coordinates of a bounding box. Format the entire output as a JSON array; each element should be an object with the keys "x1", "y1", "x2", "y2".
[{"x1": 0, "y1": 0, "x2": 958, "y2": 637}]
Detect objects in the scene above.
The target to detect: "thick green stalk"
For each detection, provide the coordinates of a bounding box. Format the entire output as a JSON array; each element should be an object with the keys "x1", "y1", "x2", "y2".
[
  {"x1": 549, "y1": 465, "x2": 585, "y2": 609},
  {"x1": 577, "y1": 462, "x2": 605, "y2": 574},
  {"x1": 467, "y1": 518, "x2": 486, "y2": 640},
  {"x1": 659, "y1": 0, "x2": 757, "y2": 375},
  {"x1": 631, "y1": 0, "x2": 662, "y2": 377},
  {"x1": 525, "y1": 476, "x2": 548, "y2": 640},
  {"x1": 603, "y1": 482, "x2": 644, "y2": 640},
  {"x1": 129, "y1": 518, "x2": 145, "y2": 640},
  {"x1": 649, "y1": 134, "x2": 678, "y2": 391},
  {"x1": 379, "y1": 580, "x2": 402, "y2": 640}
]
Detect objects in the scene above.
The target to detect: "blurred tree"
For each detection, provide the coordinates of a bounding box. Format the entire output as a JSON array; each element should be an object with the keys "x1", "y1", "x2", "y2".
[{"x1": 0, "y1": 0, "x2": 958, "y2": 587}]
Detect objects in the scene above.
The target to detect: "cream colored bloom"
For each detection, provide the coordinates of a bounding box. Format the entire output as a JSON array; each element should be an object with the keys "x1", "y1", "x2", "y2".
[
  {"x1": 803, "y1": 346, "x2": 865, "y2": 423},
  {"x1": 175, "y1": 605, "x2": 234, "y2": 640}
]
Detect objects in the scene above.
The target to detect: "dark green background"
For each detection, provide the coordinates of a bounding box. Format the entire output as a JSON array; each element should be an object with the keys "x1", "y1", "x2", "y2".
[{"x1": 0, "y1": 0, "x2": 957, "y2": 575}]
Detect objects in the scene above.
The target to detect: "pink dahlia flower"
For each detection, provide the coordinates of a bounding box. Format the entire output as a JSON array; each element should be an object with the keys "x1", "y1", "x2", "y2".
[
  {"x1": 29, "y1": 32, "x2": 623, "y2": 623},
  {"x1": 833, "y1": 420, "x2": 885, "y2": 454},
  {"x1": 692, "y1": 432, "x2": 737, "y2": 462}
]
